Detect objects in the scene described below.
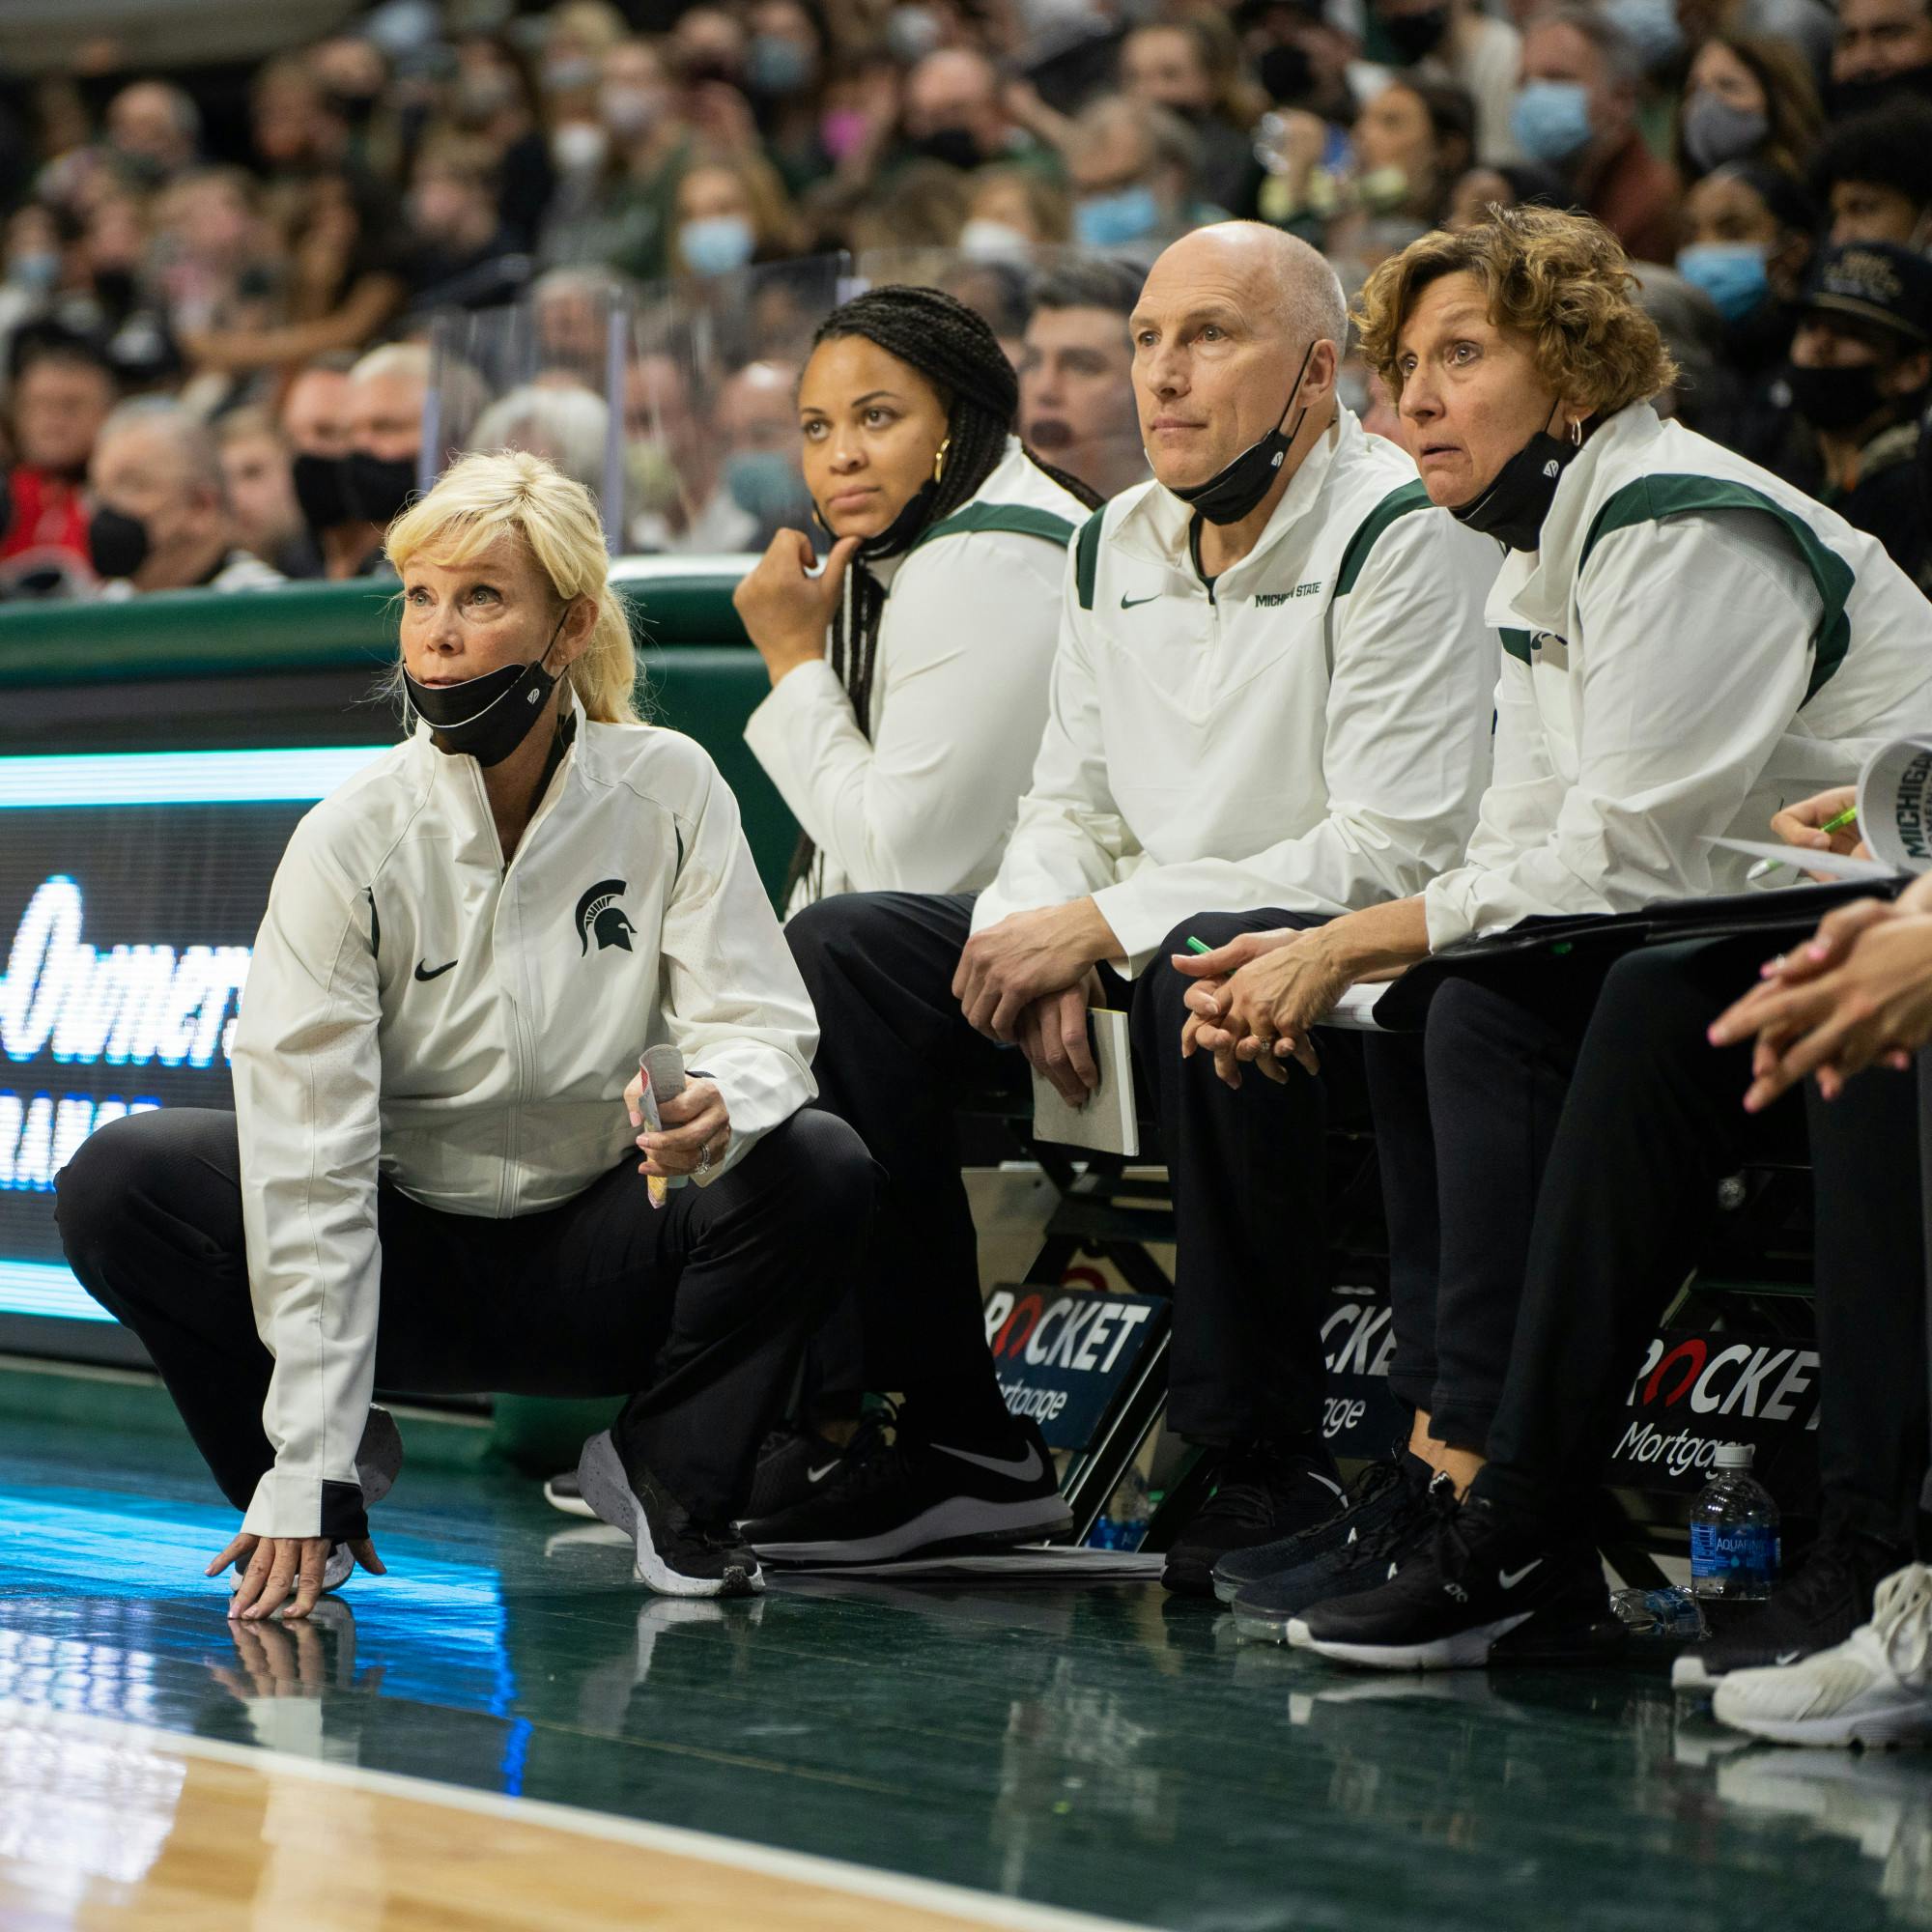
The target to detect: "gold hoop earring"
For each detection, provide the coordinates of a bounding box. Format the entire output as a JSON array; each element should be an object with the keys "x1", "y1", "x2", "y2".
[
  {"x1": 932, "y1": 436, "x2": 951, "y2": 484},
  {"x1": 1569, "y1": 416, "x2": 1582, "y2": 447}
]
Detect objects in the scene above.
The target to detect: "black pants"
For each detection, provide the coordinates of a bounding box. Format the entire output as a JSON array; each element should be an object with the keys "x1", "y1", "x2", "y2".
[
  {"x1": 1463, "y1": 940, "x2": 1930, "y2": 1546},
  {"x1": 788, "y1": 894, "x2": 1365, "y2": 1443},
  {"x1": 55, "y1": 1105, "x2": 873, "y2": 1528}
]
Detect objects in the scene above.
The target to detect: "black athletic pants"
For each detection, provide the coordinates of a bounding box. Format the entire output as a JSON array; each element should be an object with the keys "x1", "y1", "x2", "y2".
[
  {"x1": 787, "y1": 894, "x2": 1369, "y2": 1444},
  {"x1": 1461, "y1": 938, "x2": 1929, "y2": 1544},
  {"x1": 55, "y1": 1105, "x2": 873, "y2": 1531}
]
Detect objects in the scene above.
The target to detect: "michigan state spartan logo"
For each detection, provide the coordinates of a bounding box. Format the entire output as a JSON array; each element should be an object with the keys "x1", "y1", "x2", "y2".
[{"x1": 574, "y1": 879, "x2": 636, "y2": 954}]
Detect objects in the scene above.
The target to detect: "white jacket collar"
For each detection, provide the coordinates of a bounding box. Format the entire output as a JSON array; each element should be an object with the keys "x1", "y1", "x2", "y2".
[
  {"x1": 1113, "y1": 408, "x2": 1356, "y2": 584},
  {"x1": 1487, "y1": 402, "x2": 1663, "y2": 636}
]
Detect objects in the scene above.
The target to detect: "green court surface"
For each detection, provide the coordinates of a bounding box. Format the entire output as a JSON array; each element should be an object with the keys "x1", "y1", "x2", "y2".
[{"x1": 2, "y1": 1378, "x2": 1928, "y2": 1932}]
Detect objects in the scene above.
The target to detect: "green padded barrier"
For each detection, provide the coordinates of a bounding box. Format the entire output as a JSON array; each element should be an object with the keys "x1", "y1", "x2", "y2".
[{"x1": 0, "y1": 561, "x2": 801, "y2": 899}]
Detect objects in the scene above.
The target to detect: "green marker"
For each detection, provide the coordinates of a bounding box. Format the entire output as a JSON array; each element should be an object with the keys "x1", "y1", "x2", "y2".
[
  {"x1": 1747, "y1": 803, "x2": 1861, "y2": 882},
  {"x1": 1186, "y1": 936, "x2": 1211, "y2": 954}
]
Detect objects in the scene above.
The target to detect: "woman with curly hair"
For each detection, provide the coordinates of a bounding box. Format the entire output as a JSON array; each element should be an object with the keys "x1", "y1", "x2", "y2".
[{"x1": 1182, "y1": 205, "x2": 1932, "y2": 1661}]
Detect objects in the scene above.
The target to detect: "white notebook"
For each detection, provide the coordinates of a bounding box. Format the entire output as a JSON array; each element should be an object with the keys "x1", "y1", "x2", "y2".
[{"x1": 1030, "y1": 1009, "x2": 1140, "y2": 1157}]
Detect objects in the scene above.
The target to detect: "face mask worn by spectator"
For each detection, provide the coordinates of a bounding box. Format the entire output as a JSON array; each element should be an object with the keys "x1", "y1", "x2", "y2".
[
  {"x1": 913, "y1": 128, "x2": 983, "y2": 172},
  {"x1": 1512, "y1": 80, "x2": 1593, "y2": 166},
  {"x1": 1682, "y1": 94, "x2": 1768, "y2": 173},
  {"x1": 960, "y1": 217, "x2": 1031, "y2": 260},
  {"x1": 1166, "y1": 339, "x2": 1317, "y2": 525},
  {"x1": 1832, "y1": 64, "x2": 1932, "y2": 121},
  {"x1": 87, "y1": 505, "x2": 149, "y2": 580},
  {"x1": 347, "y1": 451, "x2": 419, "y2": 527},
  {"x1": 746, "y1": 35, "x2": 813, "y2": 96},
  {"x1": 725, "y1": 449, "x2": 812, "y2": 526},
  {"x1": 1785, "y1": 360, "x2": 1889, "y2": 433},
  {"x1": 1448, "y1": 396, "x2": 1580, "y2": 550},
  {"x1": 1076, "y1": 184, "x2": 1162, "y2": 248},
  {"x1": 293, "y1": 453, "x2": 355, "y2": 534},
  {"x1": 1603, "y1": 0, "x2": 1682, "y2": 70},
  {"x1": 679, "y1": 214, "x2": 756, "y2": 276},
  {"x1": 1677, "y1": 241, "x2": 1772, "y2": 322},
  {"x1": 405, "y1": 606, "x2": 570, "y2": 766}
]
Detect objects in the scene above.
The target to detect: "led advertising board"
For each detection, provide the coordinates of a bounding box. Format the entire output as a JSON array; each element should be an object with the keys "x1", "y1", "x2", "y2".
[{"x1": 0, "y1": 748, "x2": 385, "y2": 1348}]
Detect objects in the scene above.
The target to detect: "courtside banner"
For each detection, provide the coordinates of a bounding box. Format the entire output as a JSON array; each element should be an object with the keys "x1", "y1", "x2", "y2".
[
  {"x1": 0, "y1": 748, "x2": 385, "y2": 1337},
  {"x1": 1321, "y1": 1279, "x2": 1821, "y2": 1506},
  {"x1": 983, "y1": 1286, "x2": 1168, "y2": 1450}
]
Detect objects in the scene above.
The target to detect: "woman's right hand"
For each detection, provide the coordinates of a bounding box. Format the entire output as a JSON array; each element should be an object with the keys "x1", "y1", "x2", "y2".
[
  {"x1": 732, "y1": 529, "x2": 860, "y2": 685},
  {"x1": 211, "y1": 1529, "x2": 384, "y2": 1623},
  {"x1": 1770, "y1": 785, "x2": 1869, "y2": 876}
]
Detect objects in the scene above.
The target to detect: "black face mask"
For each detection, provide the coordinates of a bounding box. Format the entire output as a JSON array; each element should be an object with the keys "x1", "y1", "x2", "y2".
[
  {"x1": 1449, "y1": 413, "x2": 1580, "y2": 551},
  {"x1": 1786, "y1": 360, "x2": 1889, "y2": 435},
  {"x1": 292, "y1": 451, "x2": 355, "y2": 534},
  {"x1": 345, "y1": 450, "x2": 419, "y2": 527},
  {"x1": 1259, "y1": 43, "x2": 1315, "y2": 104},
  {"x1": 1168, "y1": 340, "x2": 1318, "y2": 526},
  {"x1": 811, "y1": 478, "x2": 940, "y2": 562},
  {"x1": 405, "y1": 611, "x2": 569, "y2": 767},
  {"x1": 1829, "y1": 62, "x2": 1932, "y2": 120},
  {"x1": 88, "y1": 504, "x2": 151, "y2": 580},
  {"x1": 910, "y1": 128, "x2": 982, "y2": 171},
  {"x1": 1382, "y1": 5, "x2": 1451, "y2": 62}
]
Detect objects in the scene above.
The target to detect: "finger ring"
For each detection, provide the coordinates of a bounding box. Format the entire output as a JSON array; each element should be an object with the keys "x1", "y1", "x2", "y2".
[{"x1": 697, "y1": 1140, "x2": 715, "y2": 1177}]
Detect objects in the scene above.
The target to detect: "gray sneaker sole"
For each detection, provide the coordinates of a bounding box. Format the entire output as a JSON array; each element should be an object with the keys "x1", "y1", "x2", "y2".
[
  {"x1": 577, "y1": 1431, "x2": 763, "y2": 1600},
  {"x1": 749, "y1": 1493, "x2": 1074, "y2": 1566}
]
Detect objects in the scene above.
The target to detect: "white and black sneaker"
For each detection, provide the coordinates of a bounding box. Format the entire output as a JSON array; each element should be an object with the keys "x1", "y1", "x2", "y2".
[
  {"x1": 1288, "y1": 1493, "x2": 1606, "y2": 1670},
  {"x1": 543, "y1": 1470, "x2": 596, "y2": 1519},
  {"x1": 742, "y1": 1416, "x2": 873, "y2": 1522},
  {"x1": 1671, "y1": 1520, "x2": 1910, "y2": 1694},
  {"x1": 738, "y1": 1410, "x2": 1071, "y2": 1566},
  {"x1": 576, "y1": 1430, "x2": 764, "y2": 1599},
  {"x1": 227, "y1": 1405, "x2": 403, "y2": 1605},
  {"x1": 1161, "y1": 1438, "x2": 1346, "y2": 1598}
]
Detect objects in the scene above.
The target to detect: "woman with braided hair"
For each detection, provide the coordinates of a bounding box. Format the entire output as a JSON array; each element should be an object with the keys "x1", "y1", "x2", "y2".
[{"x1": 737, "y1": 283, "x2": 1100, "y2": 914}]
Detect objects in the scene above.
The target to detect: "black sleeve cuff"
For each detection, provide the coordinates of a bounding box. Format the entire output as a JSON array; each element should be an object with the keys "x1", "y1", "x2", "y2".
[{"x1": 320, "y1": 1478, "x2": 370, "y2": 1543}]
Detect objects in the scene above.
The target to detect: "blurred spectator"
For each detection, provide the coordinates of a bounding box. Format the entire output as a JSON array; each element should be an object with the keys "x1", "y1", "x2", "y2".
[
  {"x1": 1348, "y1": 78, "x2": 1476, "y2": 226},
  {"x1": 1443, "y1": 157, "x2": 1569, "y2": 225},
  {"x1": 471, "y1": 381, "x2": 611, "y2": 503},
  {"x1": 1373, "y1": 0, "x2": 1524, "y2": 168},
  {"x1": 670, "y1": 153, "x2": 804, "y2": 279},
  {"x1": 960, "y1": 167, "x2": 1073, "y2": 257},
  {"x1": 0, "y1": 333, "x2": 115, "y2": 596},
  {"x1": 1675, "y1": 35, "x2": 1824, "y2": 184},
  {"x1": 279, "y1": 354, "x2": 365, "y2": 580},
  {"x1": 406, "y1": 138, "x2": 531, "y2": 315},
  {"x1": 1118, "y1": 17, "x2": 1269, "y2": 213},
  {"x1": 1810, "y1": 101, "x2": 1932, "y2": 245},
  {"x1": 1830, "y1": 0, "x2": 1932, "y2": 120},
  {"x1": 87, "y1": 398, "x2": 284, "y2": 597},
  {"x1": 540, "y1": 37, "x2": 690, "y2": 281},
  {"x1": 896, "y1": 50, "x2": 1057, "y2": 179},
  {"x1": 440, "y1": 37, "x2": 556, "y2": 253},
  {"x1": 1065, "y1": 98, "x2": 1222, "y2": 255},
  {"x1": 345, "y1": 342, "x2": 434, "y2": 536},
  {"x1": 532, "y1": 264, "x2": 637, "y2": 386},
  {"x1": 1017, "y1": 254, "x2": 1147, "y2": 501},
  {"x1": 623, "y1": 349, "x2": 719, "y2": 551},
  {"x1": 215, "y1": 406, "x2": 308, "y2": 580},
  {"x1": 743, "y1": 0, "x2": 833, "y2": 195},
  {"x1": 710, "y1": 356, "x2": 813, "y2": 548},
  {"x1": 1628, "y1": 262, "x2": 1726, "y2": 421},
  {"x1": 842, "y1": 158, "x2": 973, "y2": 254},
  {"x1": 1513, "y1": 5, "x2": 1679, "y2": 263},
  {"x1": 1675, "y1": 161, "x2": 1819, "y2": 469},
  {"x1": 1785, "y1": 241, "x2": 1932, "y2": 581},
  {"x1": 103, "y1": 81, "x2": 201, "y2": 190},
  {"x1": 539, "y1": 0, "x2": 631, "y2": 152}
]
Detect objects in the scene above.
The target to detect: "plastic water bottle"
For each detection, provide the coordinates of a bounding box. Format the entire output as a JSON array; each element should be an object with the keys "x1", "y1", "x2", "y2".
[
  {"x1": 1610, "y1": 1584, "x2": 1706, "y2": 1640},
  {"x1": 1690, "y1": 1444, "x2": 1780, "y2": 1601},
  {"x1": 1089, "y1": 1470, "x2": 1151, "y2": 1551}
]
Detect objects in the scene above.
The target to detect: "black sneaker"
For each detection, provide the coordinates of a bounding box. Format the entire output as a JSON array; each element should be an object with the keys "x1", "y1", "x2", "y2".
[
  {"x1": 1161, "y1": 1439, "x2": 1346, "y2": 1598},
  {"x1": 743, "y1": 1415, "x2": 882, "y2": 1523},
  {"x1": 1211, "y1": 1448, "x2": 1420, "y2": 1605},
  {"x1": 576, "y1": 1430, "x2": 763, "y2": 1599},
  {"x1": 1670, "y1": 1520, "x2": 1911, "y2": 1693},
  {"x1": 1289, "y1": 1494, "x2": 1605, "y2": 1670},
  {"x1": 739, "y1": 1411, "x2": 1071, "y2": 1565},
  {"x1": 544, "y1": 1469, "x2": 596, "y2": 1518},
  {"x1": 1231, "y1": 1465, "x2": 1451, "y2": 1642}
]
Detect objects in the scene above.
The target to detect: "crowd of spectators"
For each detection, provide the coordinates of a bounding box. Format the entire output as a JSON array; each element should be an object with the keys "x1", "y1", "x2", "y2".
[{"x1": 3, "y1": 0, "x2": 1932, "y2": 597}]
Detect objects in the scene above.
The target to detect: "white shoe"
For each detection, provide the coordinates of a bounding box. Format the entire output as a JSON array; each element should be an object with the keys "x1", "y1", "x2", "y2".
[{"x1": 1713, "y1": 1563, "x2": 1932, "y2": 1748}]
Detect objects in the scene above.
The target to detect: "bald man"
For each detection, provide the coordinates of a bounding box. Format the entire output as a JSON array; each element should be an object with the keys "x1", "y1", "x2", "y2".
[
  {"x1": 743, "y1": 225, "x2": 1503, "y2": 1578},
  {"x1": 88, "y1": 400, "x2": 284, "y2": 596}
]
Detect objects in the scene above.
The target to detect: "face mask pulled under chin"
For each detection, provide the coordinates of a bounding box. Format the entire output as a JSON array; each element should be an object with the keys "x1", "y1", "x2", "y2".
[
  {"x1": 405, "y1": 618, "x2": 566, "y2": 767},
  {"x1": 1165, "y1": 341, "x2": 1317, "y2": 526},
  {"x1": 1449, "y1": 419, "x2": 1580, "y2": 551}
]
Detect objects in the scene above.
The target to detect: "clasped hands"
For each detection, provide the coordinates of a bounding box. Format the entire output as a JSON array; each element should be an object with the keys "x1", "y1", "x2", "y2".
[{"x1": 1174, "y1": 926, "x2": 1350, "y2": 1089}]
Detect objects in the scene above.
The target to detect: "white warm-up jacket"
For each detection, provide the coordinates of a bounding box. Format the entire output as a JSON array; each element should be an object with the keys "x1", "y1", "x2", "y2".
[
  {"x1": 231, "y1": 696, "x2": 818, "y2": 1539},
  {"x1": 973, "y1": 409, "x2": 1504, "y2": 973},
  {"x1": 743, "y1": 439, "x2": 1093, "y2": 911},
  {"x1": 1423, "y1": 403, "x2": 1932, "y2": 949}
]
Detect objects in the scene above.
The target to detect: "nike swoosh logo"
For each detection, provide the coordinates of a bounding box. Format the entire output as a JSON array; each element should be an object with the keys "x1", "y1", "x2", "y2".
[
  {"x1": 413, "y1": 958, "x2": 458, "y2": 981},
  {"x1": 1775, "y1": 1649, "x2": 1803, "y2": 1666},
  {"x1": 931, "y1": 1441, "x2": 1045, "y2": 1483},
  {"x1": 1497, "y1": 1559, "x2": 1544, "y2": 1590},
  {"x1": 807, "y1": 1462, "x2": 841, "y2": 1484},
  {"x1": 1120, "y1": 593, "x2": 1160, "y2": 610}
]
